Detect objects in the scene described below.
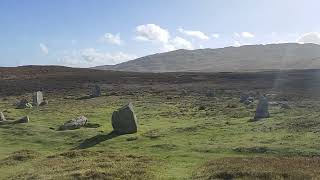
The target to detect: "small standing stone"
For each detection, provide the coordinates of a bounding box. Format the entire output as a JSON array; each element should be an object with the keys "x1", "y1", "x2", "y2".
[
  {"x1": 254, "y1": 96, "x2": 270, "y2": 120},
  {"x1": 112, "y1": 103, "x2": 138, "y2": 135},
  {"x1": 0, "y1": 112, "x2": 6, "y2": 121},
  {"x1": 91, "y1": 85, "x2": 102, "y2": 97},
  {"x1": 33, "y1": 91, "x2": 44, "y2": 106}
]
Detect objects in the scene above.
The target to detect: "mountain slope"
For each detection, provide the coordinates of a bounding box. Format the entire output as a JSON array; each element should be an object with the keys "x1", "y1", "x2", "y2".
[{"x1": 94, "y1": 43, "x2": 320, "y2": 72}]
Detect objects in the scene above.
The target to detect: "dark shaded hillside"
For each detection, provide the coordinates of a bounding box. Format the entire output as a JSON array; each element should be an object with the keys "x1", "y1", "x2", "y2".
[
  {"x1": 94, "y1": 43, "x2": 320, "y2": 72},
  {"x1": 2, "y1": 66, "x2": 320, "y2": 100}
]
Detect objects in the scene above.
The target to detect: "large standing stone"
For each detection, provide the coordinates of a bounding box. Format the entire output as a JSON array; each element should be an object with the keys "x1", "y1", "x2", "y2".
[
  {"x1": 59, "y1": 116, "x2": 88, "y2": 130},
  {"x1": 0, "y1": 112, "x2": 6, "y2": 121},
  {"x1": 254, "y1": 96, "x2": 270, "y2": 120},
  {"x1": 33, "y1": 91, "x2": 44, "y2": 106},
  {"x1": 91, "y1": 85, "x2": 101, "y2": 97},
  {"x1": 112, "y1": 103, "x2": 137, "y2": 135}
]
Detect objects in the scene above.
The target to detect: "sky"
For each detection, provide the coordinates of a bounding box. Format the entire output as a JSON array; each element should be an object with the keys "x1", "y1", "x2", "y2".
[{"x1": 1, "y1": 0, "x2": 320, "y2": 67}]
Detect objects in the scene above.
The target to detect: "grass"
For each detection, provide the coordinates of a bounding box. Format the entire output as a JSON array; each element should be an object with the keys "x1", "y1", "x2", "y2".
[
  {"x1": 192, "y1": 157, "x2": 320, "y2": 179},
  {"x1": 1, "y1": 92, "x2": 320, "y2": 179}
]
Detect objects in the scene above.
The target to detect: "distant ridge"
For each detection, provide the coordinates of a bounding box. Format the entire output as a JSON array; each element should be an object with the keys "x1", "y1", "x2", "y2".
[{"x1": 93, "y1": 43, "x2": 320, "y2": 72}]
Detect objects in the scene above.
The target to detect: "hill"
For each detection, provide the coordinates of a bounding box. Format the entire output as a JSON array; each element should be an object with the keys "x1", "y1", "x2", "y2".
[{"x1": 94, "y1": 43, "x2": 320, "y2": 72}]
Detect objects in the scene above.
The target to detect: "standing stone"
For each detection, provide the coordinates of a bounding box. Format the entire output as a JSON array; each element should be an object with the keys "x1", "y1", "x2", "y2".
[
  {"x1": 112, "y1": 103, "x2": 137, "y2": 135},
  {"x1": 33, "y1": 91, "x2": 44, "y2": 106},
  {"x1": 15, "y1": 116, "x2": 29, "y2": 123},
  {"x1": 59, "y1": 116, "x2": 88, "y2": 130},
  {"x1": 254, "y1": 96, "x2": 270, "y2": 120},
  {"x1": 91, "y1": 85, "x2": 101, "y2": 97},
  {"x1": 0, "y1": 112, "x2": 6, "y2": 121}
]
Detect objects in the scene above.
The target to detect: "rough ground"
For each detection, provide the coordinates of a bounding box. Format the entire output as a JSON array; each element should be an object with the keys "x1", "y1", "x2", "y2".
[{"x1": 1, "y1": 66, "x2": 320, "y2": 179}]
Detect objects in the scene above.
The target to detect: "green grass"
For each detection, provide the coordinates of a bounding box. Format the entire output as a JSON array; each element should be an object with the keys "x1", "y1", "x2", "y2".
[{"x1": 1, "y1": 93, "x2": 320, "y2": 179}]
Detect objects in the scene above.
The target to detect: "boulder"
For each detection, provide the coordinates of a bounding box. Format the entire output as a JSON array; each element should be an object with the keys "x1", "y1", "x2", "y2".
[
  {"x1": 59, "y1": 116, "x2": 88, "y2": 130},
  {"x1": 15, "y1": 116, "x2": 29, "y2": 123},
  {"x1": 33, "y1": 91, "x2": 44, "y2": 106},
  {"x1": 240, "y1": 94, "x2": 254, "y2": 105},
  {"x1": 254, "y1": 96, "x2": 270, "y2": 120},
  {"x1": 240, "y1": 94, "x2": 250, "y2": 103},
  {"x1": 0, "y1": 112, "x2": 6, "y2": 121},
  {"x1": 112, "y1": 103, "x2": 138, "y2": 135},
  {"x1": 16, "y1": 99, "x2": 33, "y2": 109},
  {"x1": 91, "y1": 85, "x2": 101, "y2": 97}
]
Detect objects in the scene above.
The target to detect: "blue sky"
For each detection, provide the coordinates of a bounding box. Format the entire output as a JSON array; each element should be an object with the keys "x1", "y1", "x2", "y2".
[{"x1": 1, "y1": 0, "x2": 320, "y2": 67}]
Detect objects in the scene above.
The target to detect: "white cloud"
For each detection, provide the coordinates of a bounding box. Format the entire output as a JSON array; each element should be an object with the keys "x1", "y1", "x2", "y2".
[
  {"x1": 234, "y1": 32, "x2": 255, "y2": 38},
  {"x1": 178, "y1": 28, "x2": 210, "y2": 40},
  {"x1": 100, "y1": 33, "x2": 122, "y2": 45},
  {"x1": 234, "y1": 32, "x2": 241, "y2": 38},
  {"x1": 39, "y1": 43, "x2": 49, "y2": 55},
  {"x1": 58, "y1": 48, "x2": 137, "y2": 67},
  {"x1": 163, "y1": 36, "x2": 194, "y2": 51},
  {"x1": 241, "y1": 32, "x2": 255, "y2": 38},
  {"x1": 212, "y1": 33, "x2": 220, "y2": 39},
  {"x1": 135, "y1": 24, "x2": 170, "y2": 43},
  {"x1": 297, "y1": 32, "x2": 320, "y2": 44},
  {"x1": 233, "y1": 41, "x2": 241, "y2": 47}
]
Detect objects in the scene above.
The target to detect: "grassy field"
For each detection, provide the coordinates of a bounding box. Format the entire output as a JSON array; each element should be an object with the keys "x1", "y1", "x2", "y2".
[
  {"x1": 1, "y1": 92, "x2": 320, "y2": 179},
  {"x1": 2, "y1": 67, "x2": 320, "y2": 179}
]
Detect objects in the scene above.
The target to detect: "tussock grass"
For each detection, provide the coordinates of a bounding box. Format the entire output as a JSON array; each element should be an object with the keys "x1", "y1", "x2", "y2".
[
  {"x1": 4, "y1": 150, "x2": 154, "y2": 180},
  {"x1": 193, "y1": 157, "x2": 320, "y2": 179}
]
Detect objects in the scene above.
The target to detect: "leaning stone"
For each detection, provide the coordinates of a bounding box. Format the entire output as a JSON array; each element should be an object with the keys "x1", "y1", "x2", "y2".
[
  {"x1": 91, "y1": 85, "x2": 101, "y2": 97},
  {"x1": 33, "y1": 91, "x2": 44, "y2": 106},
  {"x1": 59, "y1": 116, "x2": 88, "y2": 130},
  {"x1": 15, "y1": 116, "x2": 29, "y2": 123},
  {"x1": 112, "y1": 103, "x2": 138, "y2": 135},
  {"x1": 0, "y1": 112, "x2": 6, "y2": 121},
  {"x1": 254, "y1": 96, "x2": 270, "y2": 120}
]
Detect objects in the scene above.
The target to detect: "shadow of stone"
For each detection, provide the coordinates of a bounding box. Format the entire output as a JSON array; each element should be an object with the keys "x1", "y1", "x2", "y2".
[
  {"x1": 75, "y1": 131, "x2": 119, "y2": 149},
  {"x1": 76, "y1": 95, "x2": 93, "y2": 100},
  {"x1": 84, "y1": 123, "x2": 101, "y2": 128}
]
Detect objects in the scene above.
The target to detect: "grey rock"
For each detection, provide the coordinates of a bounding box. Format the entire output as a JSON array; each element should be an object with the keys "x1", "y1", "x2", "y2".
[
  {"x1": 280, "y1": 102, "x2": 291, "y2": 109},
  {"x1": 91, "y1": 85, "x2": 101, "y2": 97},
  {"x1": 16, "y1": 99, "x2": 33, "y2": 109},
  {"x1": 240, "y1": 94, "x2": 250, "y2": 103},
  {"x1": 0, "y1": 112, "x2": 6, "y2": 121},
  {"x1": 112, "y1": 103, "x2": 138, "y2": 135},
  {"x1": 33, "y1": 91, "x2": 44, "y2": 106},
  {"x1": 59, "y1": 116, "x2": 88, "y2": 130},
  {"x1": 254, "y1": 96, "x2": 270, "y2": 120},
  {"x1": 243, "y1": 99, "x2": 253, "y2": 105},
  {"x1": 15, "y1": 116, "x2": 29, "y2": 123}
]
